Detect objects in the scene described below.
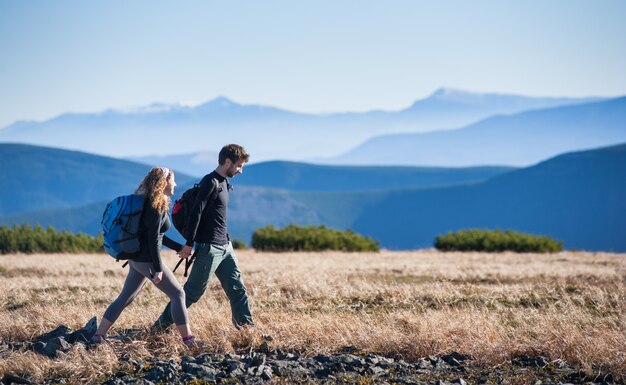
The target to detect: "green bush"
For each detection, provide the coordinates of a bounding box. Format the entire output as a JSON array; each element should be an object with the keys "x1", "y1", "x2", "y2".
[
  {"x1": 251, "y1": 224, "x2": 380, "y2": 252},
  {"x1": 0, "y1": 224, "x2": 103, "y2": 254},
  {"x1": 434, "y1": 229, "x2": 563, "y2": 253},
  {"x1": 231, "y1": 239, "x2": 247, "y2": 249}
]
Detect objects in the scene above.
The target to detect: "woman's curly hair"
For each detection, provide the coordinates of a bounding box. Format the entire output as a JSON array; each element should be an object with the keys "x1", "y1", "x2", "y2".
[{"x1": 135, "y1": 167, "x2": 174, "y2": 214}]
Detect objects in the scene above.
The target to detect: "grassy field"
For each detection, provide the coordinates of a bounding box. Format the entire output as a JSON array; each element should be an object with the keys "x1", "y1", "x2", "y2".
[{"x1": 0, "y1": 250, "x2": 624, "y2": 383}]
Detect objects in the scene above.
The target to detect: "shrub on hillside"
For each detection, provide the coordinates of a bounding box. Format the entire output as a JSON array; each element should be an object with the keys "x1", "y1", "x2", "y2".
[
  {"x1": 252, "y1": 224, "x2": 380, "y2": 252},
  {"x1": 434, "y1": 229, "x2": 563, "y2": 253},
  {"x1": 0, "y1": 224, "x2": 103, "y2": 254},
  {"x1": 231, "y1": 239, "x2": 247, "y2": 249}
]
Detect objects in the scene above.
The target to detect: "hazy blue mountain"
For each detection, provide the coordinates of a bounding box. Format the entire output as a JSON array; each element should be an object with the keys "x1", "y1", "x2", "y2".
[
  {"x1": 2, "y1": 143, "x2": 624, "y2": 252},
  {"x1": 0, "y1": 143, "x2": 194, "y2": 216},
  {"x1": 351, "y1": 143, "x2": 626, "y2": 251},
  {"x1": 394, "y1": 88, "x2": 603, "y2": 129},
  {"x1": 235, "y1": 161, "x2": 515, "y2": 191},
  {"x1": 0, "y1": 89, "x2": 600, "y2": 163},
  {"x1": 329, "y1": 97, "x2": 626, "y2": 166},
  {"x1": 128, "y1": 156, "x2": 515, "y2": 189}
]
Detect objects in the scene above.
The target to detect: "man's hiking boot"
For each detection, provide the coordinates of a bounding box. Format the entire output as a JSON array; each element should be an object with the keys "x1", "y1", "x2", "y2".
[
  {"x1": 151, "y1": 319, "x2": 172, "y2": 333},
  {"x1": 234, "y1": 322, "x2": 256, "y2": 331}
]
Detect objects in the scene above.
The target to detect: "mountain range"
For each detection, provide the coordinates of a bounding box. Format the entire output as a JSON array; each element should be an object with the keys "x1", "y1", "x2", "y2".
[
  {"x1": 235, "y1": 161, "x2": 515, "y2": 191},
  {"x1": 1, "y1": 143, "x2": 624, "y2": 251},
  {"x1": 0, "y1": 88, "x2": 602, "y2": 164},
  {"x1": 328, "y1": 96, "x2": 626, "y2": 166}
]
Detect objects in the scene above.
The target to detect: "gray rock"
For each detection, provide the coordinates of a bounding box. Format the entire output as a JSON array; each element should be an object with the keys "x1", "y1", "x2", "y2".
[
  {"x1": 126, "y1": 379, "x2": 156, "y2": 385},
  {"x1": 364, "y1": 354, "x2": 380, "y2": 365},
  {"x1": 32, "y1": 341, "x2": 46, "y2": 355},
  {"x1": 253, "y1": 364, "x2": 267, "y2": 376},
  {"x1": 228, "y1": 367, "x2": 246, "y2": 378},
  {"x1": 415, "y1": 358, "x2": 432, "y2": 370},
  {"x1": 259, "y1": 341, "x2": 271, "y2": 354},
  {"x1": 338, "y1": 354, "x2": 365, "y2": 370},
  {"x1": 269, "y1": 360, "x2": 292, "y2": 376},
  {"x1": 221, "y1": 358, "x2": 242, "y2": 373},
  {"x1": 368, "y1": 366, "x2": 385, "y2": 375},
  {"x1": 432, "y1": 358, "x2": 454, "y2": 371},
  {"x1": 446, "y1": 352, "x2": 470, "y2": 361},
  {"x1": 34, "y1": 325, "x2": 71, "y2": 343},
  {"x1": 195, "y1": 352, "x2": 222, "y2": 365},
  {"x1": 376, "y1": 356, "x2": 395, "y2": 369},
  {"x1": 276, "y1": 350, "x2": 298, "y2": 360},
  {"x1": 43, "y1": 337, "x2": 71, "y2": 358},
  {"x1": 68, "y1": 316, "x2": 97, "y2": 344},
  {"x1": 269, "y1": 361, "x2": 309, "y2": 378},
  {"x1": 246, "y1": 352, "x2": 266, "y2": 367},
  {"x1": 329, "y1": 361, "x2": 346, "y2": 373},
  {"x1": 181, "y1": 360, "x2": 200, "y2": 373},
  {"x1": 513, "y1": 354, "x2": 549, "y2": 367},
  {"x1": 1, "y1": 373, "x2": 34, "y2": 385},
  {"x1": 314, "y1": 367, "x2": 331, "y2": 378},
  {"x1": 444, "y1": 357, "x2": 463, "y2": 367},
  {"x1": 442, "y1": 352, "x2": 468, "y2": 367},
  {"x1": 314, "y1": 354, "x2": 331, "y2": 363},
  {"x1": 181, "y1": 361, "x2": 216, "y2": 378},
  {"x1": 102, "y1": 379, "x2": 127, "y2": 385},
  {"x1": 260, "y1": 366, "x2": 273, "y2": 380},
  {"x1": 143, "y1": 365, "x2": 176, "y2": 383}
]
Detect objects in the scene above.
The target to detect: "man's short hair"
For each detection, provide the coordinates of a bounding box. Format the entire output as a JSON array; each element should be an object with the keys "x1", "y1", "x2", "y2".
[{"x1": 219, "y1": 144, "x2": 250, "y2": 165}]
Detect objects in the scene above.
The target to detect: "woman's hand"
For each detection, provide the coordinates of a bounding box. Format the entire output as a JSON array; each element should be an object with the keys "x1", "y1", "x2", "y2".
[{"x1": 152, "y1": 271, "x2": 163, "y2": 284}]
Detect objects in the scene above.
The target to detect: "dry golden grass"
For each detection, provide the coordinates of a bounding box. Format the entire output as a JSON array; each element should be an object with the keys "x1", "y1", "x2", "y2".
[{"x1": 0, "y1": 249, "x2": 624, "y2": 383}]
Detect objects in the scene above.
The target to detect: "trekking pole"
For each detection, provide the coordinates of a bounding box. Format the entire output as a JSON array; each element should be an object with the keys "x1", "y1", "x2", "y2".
[
  {"x1": 183, "y1": 255, "x2": 196, "y2": 277},
  {"x1": 172, "y1": 257, "x2": 185, "y2": 273},
  {"x1": 173, "y1": 252, "x2": 196, "y2": 277}
]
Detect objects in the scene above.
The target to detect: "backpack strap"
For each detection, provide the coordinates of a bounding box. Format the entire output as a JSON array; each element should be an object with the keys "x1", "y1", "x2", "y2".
[{"x1": 202, "y1": 175, "x2": 220, "y2": 201}]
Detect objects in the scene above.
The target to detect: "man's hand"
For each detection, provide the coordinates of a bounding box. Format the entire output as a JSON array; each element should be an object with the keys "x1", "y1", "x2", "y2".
[
  {"x1": 152, "y1": 271, "x2": 163, "y2": 284},
  {"x1": 178, "y1": 245, "x2": 193, "y2": 259}
]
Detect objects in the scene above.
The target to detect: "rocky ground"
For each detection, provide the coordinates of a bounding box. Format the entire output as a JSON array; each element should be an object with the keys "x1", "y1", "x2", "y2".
[{"x1": 0, "y1": 320, "x2": 622, "y2": 385}]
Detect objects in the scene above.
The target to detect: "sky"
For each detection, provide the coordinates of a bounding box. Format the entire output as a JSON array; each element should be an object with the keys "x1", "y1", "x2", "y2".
[{"x1": 1, "y1": 0, "x2": 625, "y2": 128}]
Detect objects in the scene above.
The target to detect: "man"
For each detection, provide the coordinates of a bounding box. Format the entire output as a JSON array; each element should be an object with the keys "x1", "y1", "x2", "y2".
[{"x1": 155, "y1": 144, "x2": 254, "y2": 329}]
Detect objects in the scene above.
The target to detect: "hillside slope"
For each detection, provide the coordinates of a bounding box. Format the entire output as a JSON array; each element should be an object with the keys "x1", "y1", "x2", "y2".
[
  {"x1": 0, "y1": 143, "x2": 194, "y2": 216},
  {"x1": 352, "y1": 143, "x2": 626, "y2": 250}
]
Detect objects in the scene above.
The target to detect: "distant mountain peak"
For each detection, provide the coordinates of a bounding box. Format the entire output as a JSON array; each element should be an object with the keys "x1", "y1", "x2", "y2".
[
  {"x1": 105, "y1": 102, "x2": 188, "y2": 115},
  {"x1": 431, "y1": 87, "x2": 471, "y2": 97},
  {"x1": 428, "y1": 88, "x2": 488, "y2": 104},
  {"x1": 207, "y1": 96, "x2": 237, "y2": 107}
]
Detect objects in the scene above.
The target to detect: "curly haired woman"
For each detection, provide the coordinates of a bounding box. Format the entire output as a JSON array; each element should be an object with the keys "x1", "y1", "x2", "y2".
[{"x1": 92, "y1": 167, "x2": 200, "y2": 347}]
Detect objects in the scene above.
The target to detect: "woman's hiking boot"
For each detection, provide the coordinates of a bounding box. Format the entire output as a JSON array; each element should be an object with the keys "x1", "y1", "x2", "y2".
[
  {"x1": 90, "y1": 333, "x2": 107, "y2": 345},
  {"x1": 182, "y1": 335, "x2": 205, "y2": 350}
]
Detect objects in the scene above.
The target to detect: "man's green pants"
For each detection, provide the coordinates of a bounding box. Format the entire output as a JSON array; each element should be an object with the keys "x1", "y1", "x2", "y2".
[{"x1": 156, "y1": 241, "x2": 254, "y2": 328}]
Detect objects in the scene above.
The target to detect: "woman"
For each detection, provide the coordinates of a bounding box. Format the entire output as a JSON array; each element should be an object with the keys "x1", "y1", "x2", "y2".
[{"x1": 92, "y1": 167, "x2": 198, "y2": 347}]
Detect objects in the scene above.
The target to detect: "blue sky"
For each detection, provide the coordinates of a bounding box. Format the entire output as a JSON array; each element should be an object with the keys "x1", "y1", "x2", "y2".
[{"x1": 1, "y1": 0, "x2": 625, "y2": 128}]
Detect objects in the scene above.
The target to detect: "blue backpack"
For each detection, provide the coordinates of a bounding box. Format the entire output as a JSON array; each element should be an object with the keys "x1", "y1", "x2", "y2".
[{"x1": 101, "y1": 194, "x2": 145, "y2": 260}]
